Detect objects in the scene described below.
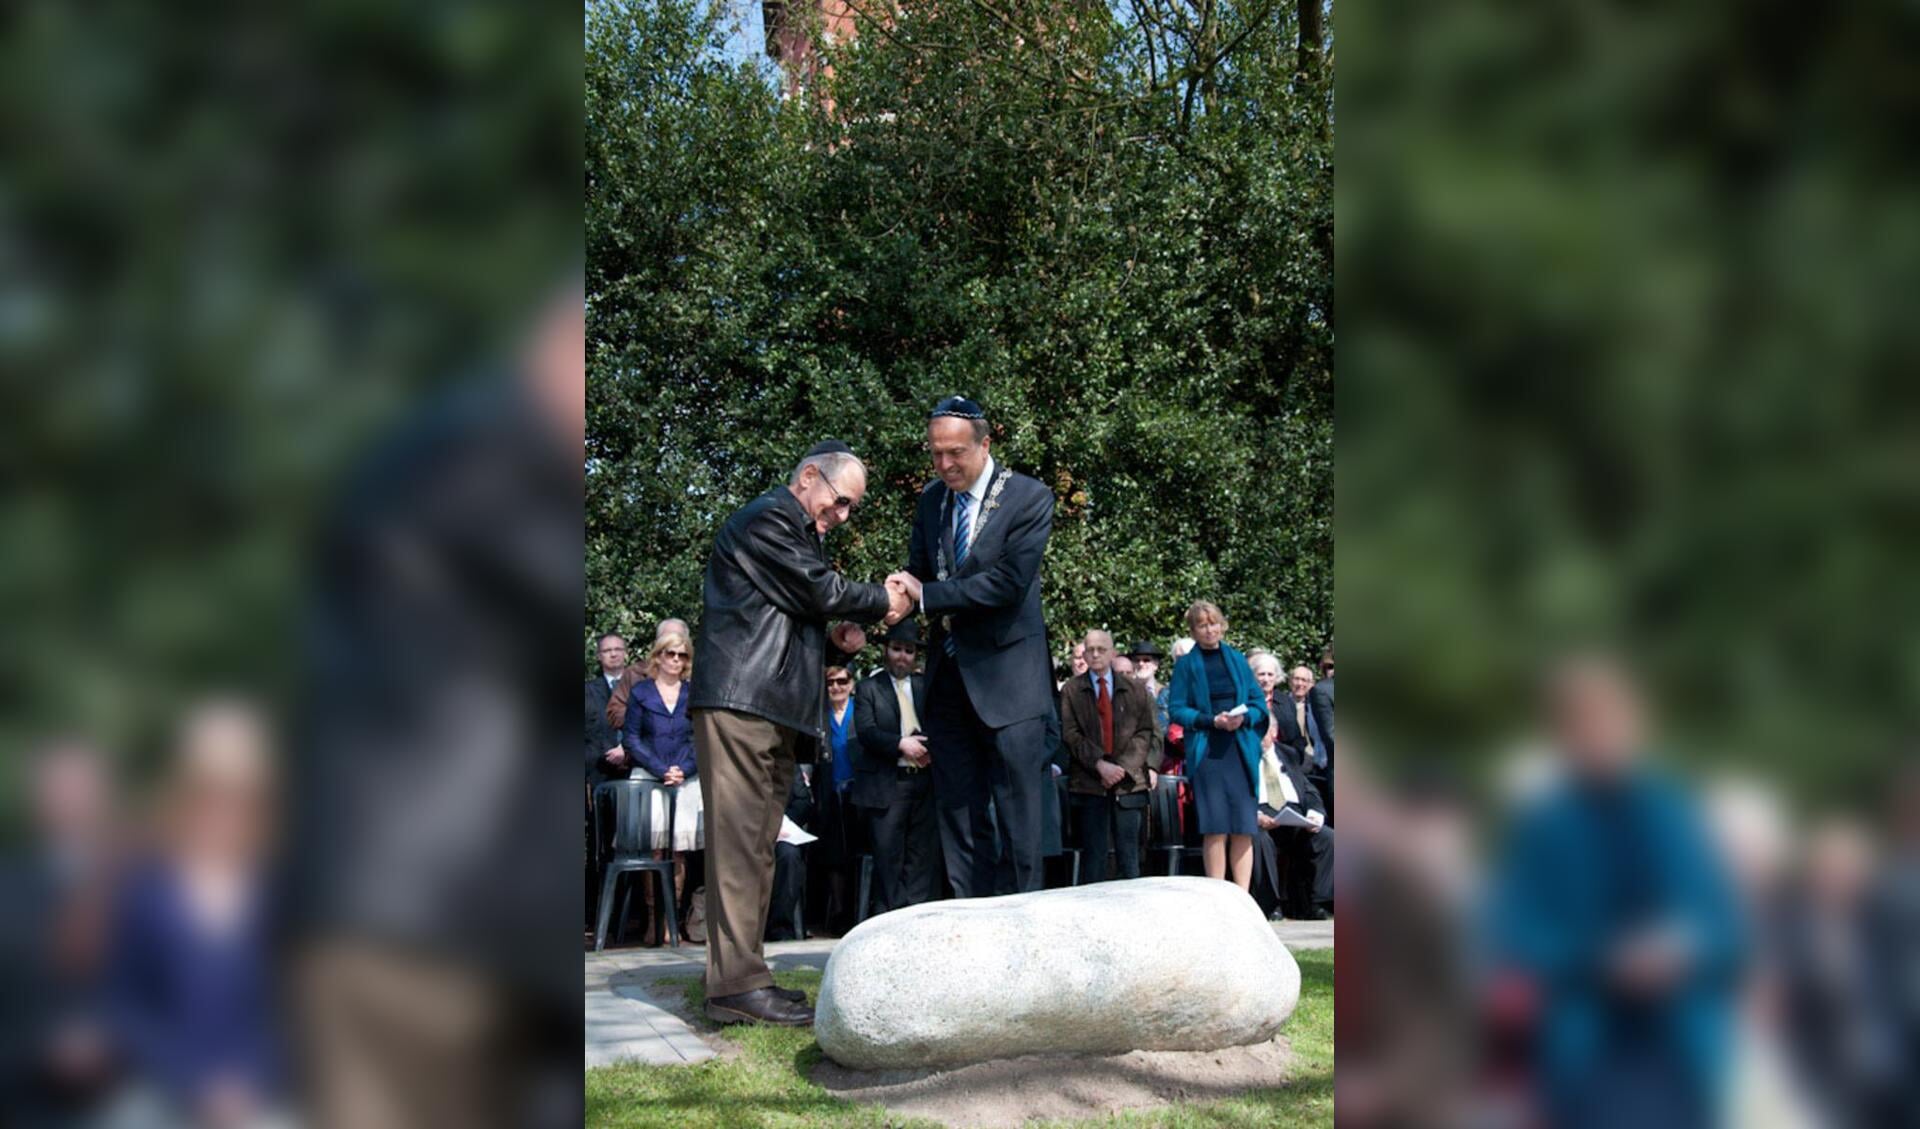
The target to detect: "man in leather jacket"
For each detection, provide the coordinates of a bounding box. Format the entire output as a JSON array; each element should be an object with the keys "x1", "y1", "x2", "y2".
[{"x1": 690, "y1": 441, "x2": 910, "y2": 1027}]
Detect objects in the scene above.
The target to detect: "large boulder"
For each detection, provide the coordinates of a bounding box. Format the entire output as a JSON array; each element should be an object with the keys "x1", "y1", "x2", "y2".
[{"x1": 814, "y1": 876, "x2": 1299, "y2": 1070}]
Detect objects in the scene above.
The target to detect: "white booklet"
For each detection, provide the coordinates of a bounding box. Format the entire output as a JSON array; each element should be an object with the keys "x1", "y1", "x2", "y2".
[
  {"x1": 1268, "y1": 806, "x2": 1320, "y2": 830},
  {"x1": 777, "y1": 816, "x2": 818, "y2": 846}
]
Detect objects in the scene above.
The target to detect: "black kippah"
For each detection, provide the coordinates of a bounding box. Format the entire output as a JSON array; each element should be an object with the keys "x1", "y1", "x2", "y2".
[
  {"x1": 930, "y1": 395, "x2": 985, "y2": 420},
  {"x1": 805, "y1": 439, "x2": 854, "y2": 457}
]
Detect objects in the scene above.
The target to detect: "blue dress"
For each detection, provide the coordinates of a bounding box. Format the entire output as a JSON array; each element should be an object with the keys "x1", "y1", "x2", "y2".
[{"x1": 1192, "y1": 647, "x2": 1258, "y2": 835}]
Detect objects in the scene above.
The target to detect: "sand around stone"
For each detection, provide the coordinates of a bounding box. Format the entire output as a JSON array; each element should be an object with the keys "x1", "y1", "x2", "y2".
[{"x1": 810, "y1": 1034, "x2": 1293, "y2": 1128}]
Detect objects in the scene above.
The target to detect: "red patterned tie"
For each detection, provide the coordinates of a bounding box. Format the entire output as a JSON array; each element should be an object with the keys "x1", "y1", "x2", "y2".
[{"x1": 1097, "y1": 676, "x2": 1113, "y2": 755}]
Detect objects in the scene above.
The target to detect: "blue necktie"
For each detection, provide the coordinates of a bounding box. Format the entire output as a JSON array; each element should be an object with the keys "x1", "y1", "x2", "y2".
[
  {"x1": 953, "y1": 491, "x2": 973, "y2": 564},
  {"x1": 943, "y1": 492, "x2": 974, "y2": 656}
]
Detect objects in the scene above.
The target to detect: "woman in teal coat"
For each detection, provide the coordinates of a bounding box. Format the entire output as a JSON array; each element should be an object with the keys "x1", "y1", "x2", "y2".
[{"x1": 1164, "y1": 600, "x2": 1268, "y2": 890}]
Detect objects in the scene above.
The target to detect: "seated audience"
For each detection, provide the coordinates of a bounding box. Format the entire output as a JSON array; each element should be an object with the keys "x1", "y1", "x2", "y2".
[
  {"x1": 765, "y1": 766, "x2": 814, "y2": 942},
  {"x1": 1252, "y1": 741, "x2": 1333, "y2": 920}
]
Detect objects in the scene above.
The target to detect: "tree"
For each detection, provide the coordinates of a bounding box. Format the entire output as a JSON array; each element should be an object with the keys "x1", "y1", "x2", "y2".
[{"x1": 586, "y1": 0, "x2": 1333, "y2": 669}]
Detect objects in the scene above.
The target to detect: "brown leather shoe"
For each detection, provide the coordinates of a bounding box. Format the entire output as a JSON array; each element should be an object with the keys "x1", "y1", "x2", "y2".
[
  {"x1": 705, "y1": 986, "x2": 815, "y2": 1027},
  {"x1": 770, "y1": 984, "x2": 806, "y2": 1003}
]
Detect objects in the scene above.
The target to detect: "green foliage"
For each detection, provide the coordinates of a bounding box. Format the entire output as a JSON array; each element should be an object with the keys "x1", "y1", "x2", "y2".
[
  {"x1": 1, "y1": 2, "x2": 575, "y2": 815},
  {"x1": 586, "y1": 950, "x2": 1334, "y2": 1127},
  {"x1": 586, "y1": 0, "x2": 1333, "y2": 668},
  {"x1": 1341, "y1": 1, "x2": 1920, "y2": 805}
]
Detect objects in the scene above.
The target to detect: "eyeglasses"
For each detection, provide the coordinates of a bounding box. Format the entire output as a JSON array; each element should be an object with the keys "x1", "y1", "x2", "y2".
[
  {"x1": 662, "y1": 651, "x2": 688, "y2": 660},
  {"x1": 819, "y1": 470, "x2": 857, "y2": 512},
  {"x1": 826, "y1": 677, "x2": 851, "y2": 686}
]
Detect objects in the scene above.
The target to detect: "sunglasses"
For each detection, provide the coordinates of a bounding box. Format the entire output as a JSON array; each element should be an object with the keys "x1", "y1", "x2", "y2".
[
  {"x1": 826, "y1": 676, "x2": 851, "y2": 686},
  {"x1": 819, "y1": 470, "x2": 858, "y2": 512},
  {"x1": 661, "y1": 650, "x2": 688, "y2": 660}
]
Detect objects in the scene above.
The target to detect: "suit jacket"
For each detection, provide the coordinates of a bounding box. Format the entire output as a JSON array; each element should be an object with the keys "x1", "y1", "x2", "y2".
[
  {"x1": 603, "y1": 665, "x2": 644, "y2": 732},
  {"x1": 1058, "y1": 671, "x2": 1155, "y2": 796},
  {"x1": 906, "y1": 467, "x2": 1054, "y2": 728},
  {"x1": 585, "y1": 675, "x2": 622, "y2": 779},
  {"x1": 784, "y1": 764, "x2": 814, "y2": 829},
  {"x1": 1259, "y1": 691, "x2": 1307, "y2": 767},
  {"x1": 1307, "y1": 676, "x2": 1334, "y2": 762},
  {"x1": 1256, "y1": 746, "x2": 1325, "y2": 818},
  {"x1": 850, "y1": 670, "x2": 927, "y2": 810}
]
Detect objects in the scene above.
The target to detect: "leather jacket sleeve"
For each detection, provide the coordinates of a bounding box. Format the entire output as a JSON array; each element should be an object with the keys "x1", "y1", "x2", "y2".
[{"x1": 737, "y1": 507, "x2": 890, "y2": 624}]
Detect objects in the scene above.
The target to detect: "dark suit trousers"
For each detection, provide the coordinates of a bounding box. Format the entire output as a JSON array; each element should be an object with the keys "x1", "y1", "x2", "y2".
[
  {"x1": 765, "y1": 842, "x2": 805, "y2": 941},
  {"x1": 1253, "y1": 823, "x2": 1334, "y2": 916},
  {"x1": 864, "y1": 770, "x2": 939, "y2": 914},
  {"x1": 1310, "y1": 764, "x2": 1335, "y2": 828},
  {"x1": 926, "y1": 658, "x2": 1049, "y2": 897},
  {"x1": 1070, "y1": 792, "x2": 1144, "y2": 883}
]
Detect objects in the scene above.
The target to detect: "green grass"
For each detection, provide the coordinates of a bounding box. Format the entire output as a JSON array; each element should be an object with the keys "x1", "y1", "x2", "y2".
[{"x1": 585, "y1": 949, "x2": 1333, "y2": 1128}]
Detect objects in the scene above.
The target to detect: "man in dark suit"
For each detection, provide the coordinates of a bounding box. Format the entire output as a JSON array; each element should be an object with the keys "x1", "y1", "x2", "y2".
[
  {"x1": 1252, "y1": 745, "x2": 1334, "y2": 919},
  {"x1": 1, "y1": 741, "x2": 120, "y2": 1129},
  {"x1": 1251, "y1": 652, "x2": 1308, "y2": 767},
  {"x1": 851, "y1": 620, "x2": 939, "y2": 914},
  {"x1": 583, "y1": 632, "x2": 627, "y2": 929},
  {"x1": 1306, "y1": 646, "x2": 1334, "y2": 823},
  {"x1": 765, "y1": 765, "x2": 814, "y2": 942},
  {"x1": 886, "y1": 396, "x2": 1056, "y2": 897},
  {"x1": 584, "y1": 632, "x2": 628, "y2": 781},
  {"x1": 1059, "y1": 630, "x2": 1156, "y2": 882}
]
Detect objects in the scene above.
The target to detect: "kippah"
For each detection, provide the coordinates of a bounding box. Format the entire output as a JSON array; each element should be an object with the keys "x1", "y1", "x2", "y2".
[
  {"x1": 930, "y1": 395, "x2": 986, "y2": 420},
  {"x1": 805, "y1": 439, "x2": 855, "y2": 457}
]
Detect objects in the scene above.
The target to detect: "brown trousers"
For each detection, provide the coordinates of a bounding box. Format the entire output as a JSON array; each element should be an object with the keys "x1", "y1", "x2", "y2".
[
  {"x1": 296, "y1": 941, "x2": 515, "y2": 1129},
  {"x1": 692, "y1": 707, "x2": 801, "y2": 997}
]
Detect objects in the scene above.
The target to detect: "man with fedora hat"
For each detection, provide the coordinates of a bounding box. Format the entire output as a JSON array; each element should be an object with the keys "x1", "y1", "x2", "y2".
[
  {"x1": 852, "y1": 618, "x2": 940, "y2": 914},
  {"x1": 1124, "y1": 639, "x2": 1170, "y2": 737}
]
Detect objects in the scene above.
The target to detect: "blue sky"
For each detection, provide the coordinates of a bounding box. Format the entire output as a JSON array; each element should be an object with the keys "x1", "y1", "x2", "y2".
[{"x1": 718, "y1": 0, "x2": 768, "y2": 67}]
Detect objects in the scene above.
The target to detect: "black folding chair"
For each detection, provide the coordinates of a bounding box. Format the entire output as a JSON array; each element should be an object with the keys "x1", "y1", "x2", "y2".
[
  {"x1": 1148, "y1": 773, "x2": 1204, "y2": 875},
  {"x1": 592, "y1": 778, "x2": 679, "y2": 951}
]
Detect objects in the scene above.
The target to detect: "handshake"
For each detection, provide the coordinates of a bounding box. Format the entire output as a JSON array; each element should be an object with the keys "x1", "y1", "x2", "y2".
[{"x1": 881, "y1": 571, "x2": 922, "y2": 626}]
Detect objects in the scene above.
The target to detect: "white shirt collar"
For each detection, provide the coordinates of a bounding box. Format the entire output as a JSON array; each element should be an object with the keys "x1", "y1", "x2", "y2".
[
  {"x1": 960, "y1": 454, "x2": 996, "y2": 506},
  {"x1": 606, "y1": 672, "x2": 621, "y2": 688}
]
